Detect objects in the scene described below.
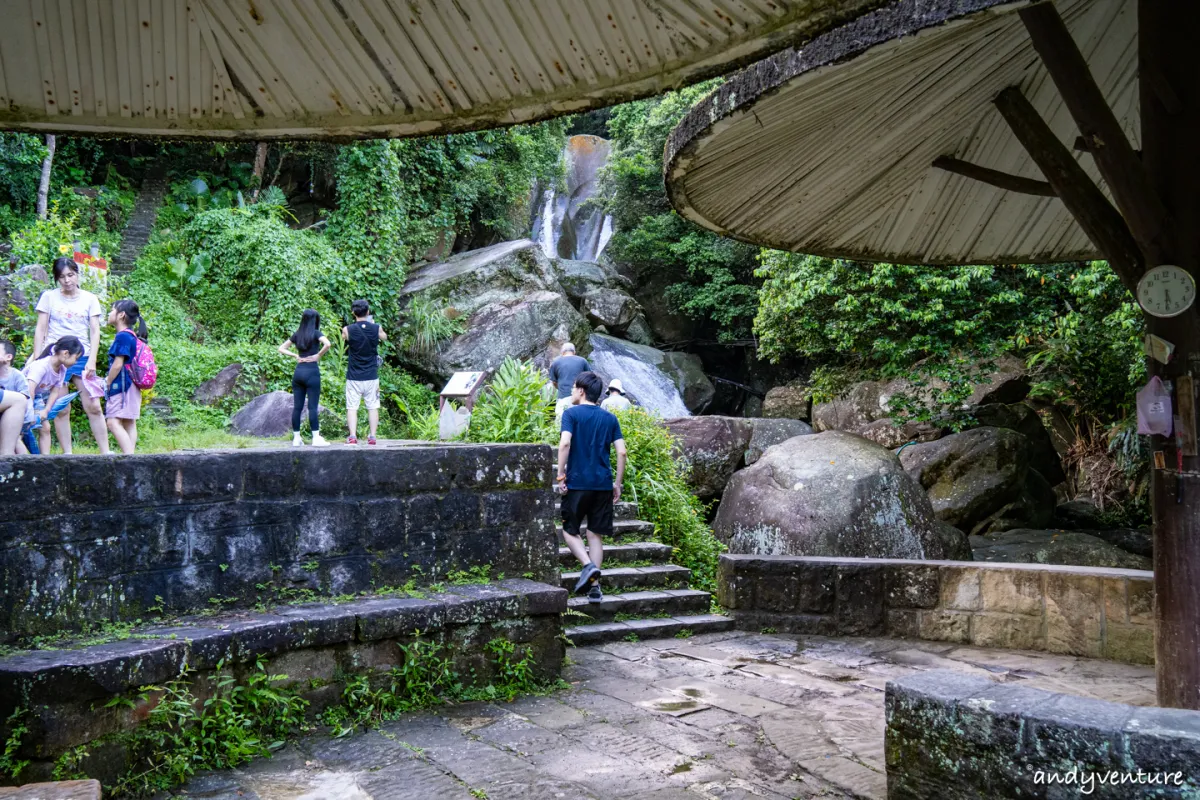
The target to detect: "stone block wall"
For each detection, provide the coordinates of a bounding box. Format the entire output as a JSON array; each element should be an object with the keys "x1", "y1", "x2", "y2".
[
  {"x1": 718, "y1": 555, "x2": 1154, "y2": 664},
  {"x1": 0, "y1": 445, "x2": 557, "y2": 636},
  {"x1": 886, "y1": 670, "x2": 1200, "y2": 799}
]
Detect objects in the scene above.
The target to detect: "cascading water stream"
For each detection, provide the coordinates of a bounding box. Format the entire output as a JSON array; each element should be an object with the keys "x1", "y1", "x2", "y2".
[{"x1": 532, "y1": 135, "x2": 615, "y2": 262}]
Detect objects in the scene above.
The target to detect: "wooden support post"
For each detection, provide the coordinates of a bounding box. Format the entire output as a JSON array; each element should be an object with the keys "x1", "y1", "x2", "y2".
[
  {"x1": 993, "y1": 87, "x2": 1143, "y2": 289},
  {"x1": 932, "y1": 156, "x2": 1056, "y2": 196},
  {"x1": 1140, "y1": 0, "x2": 1200, "y2": 711},
  {"x1": 1020, "y1": 2, "x2": 1170, "y2": 262}
]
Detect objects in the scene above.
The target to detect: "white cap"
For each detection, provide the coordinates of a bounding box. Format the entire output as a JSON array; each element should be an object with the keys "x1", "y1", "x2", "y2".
[{"x1": 608, "y1": 379, "x2": 624, "y2": 394}]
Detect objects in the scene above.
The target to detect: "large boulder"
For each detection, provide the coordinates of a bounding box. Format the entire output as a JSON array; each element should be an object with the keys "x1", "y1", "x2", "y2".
[
  {"x1": 664, "y1": 416, "x2": 753, "y2": 499},
  {"x1": 230, "y1": 391, "x2": 331, "y2": 438},
  {"x1": 971, "y1": 402, "x2": 1064, "y2": 485},
  {"x1": 713, "y1": 431, "x2": 952, "y2": 559},
  {"x1": 630, "y1": 271, "x2": 695, "y2": 344},
  {"x1": 553, "y1": 259, "x2": 620, "y2": 300},
  {"x1": 587, "y1": 334, "x2": 714, "y2": 417},
  {"x1": 1053, "y1": 499, "x2": 1106, "y2": 530},
  {"x1": 744, "y1": 418, "x2": 814, "y2": 465},
  {"x1": 402, "y1": 241, "x2": 592, "y2": 377},
  {"x1": 898, "y1": 427, "x2": 1055, "y2": 536},
  {"x1": 970, "y1": 529, "x2": 1151, "y2": 570},
  {"x1": 762, "y1": 384, "x2": 811, "y2": 421},
  {"x1": 0, "y1": 264, "x2": 50, "y2": 326},
  {"x1": 580, "y1": 287, "x2": 641, "y2": 331},
  {"x1": 193, "y1": 363, "x2": 266, "y2": 407}
]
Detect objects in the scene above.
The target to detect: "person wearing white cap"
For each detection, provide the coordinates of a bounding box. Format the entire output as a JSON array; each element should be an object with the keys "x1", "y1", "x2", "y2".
[{"x1": 600, "y1": 378, "x2": 632, "y2": 413}]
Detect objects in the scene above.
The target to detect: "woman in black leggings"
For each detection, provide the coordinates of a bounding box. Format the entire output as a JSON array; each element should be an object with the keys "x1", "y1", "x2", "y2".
[{"x1": 278, "y1": 309, "x2": 331, "y2": 447}]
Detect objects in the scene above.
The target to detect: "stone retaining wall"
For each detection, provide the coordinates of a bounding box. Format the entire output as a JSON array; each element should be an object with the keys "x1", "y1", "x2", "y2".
[
  {"x1": 0, "y1": 445, "x2": 556, "y2": 637},
  {"x1": 0, "y1": 579, "x2": 566, "y2": 786},
  {"x1": 718, "y1": 555, "x2": 1154, "y2": 664},
  {"x1": 886, "y1": 671, "x2": 1200, "y2": 799}
]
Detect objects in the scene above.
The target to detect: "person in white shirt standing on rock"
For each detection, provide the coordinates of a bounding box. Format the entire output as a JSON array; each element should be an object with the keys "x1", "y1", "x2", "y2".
[{"x1": 30, "y1": 257, "x2": 108, "y2": 454}]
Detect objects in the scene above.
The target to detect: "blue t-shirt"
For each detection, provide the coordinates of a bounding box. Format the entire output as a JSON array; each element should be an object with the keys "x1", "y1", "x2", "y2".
[
  {"x1": 562, "y1": 404, "x2": 623, "y2": 490},
  {"x1": 107, "y1": 330, "x2": 138, "y2": 395},
  {"x1": 548, "y1": 355, "x2": 590, "y2": 399}
]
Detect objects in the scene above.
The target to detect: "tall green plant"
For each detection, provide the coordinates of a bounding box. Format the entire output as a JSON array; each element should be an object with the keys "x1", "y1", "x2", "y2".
[{"x1": 467, "y1": 358, "x2": 556, "y2": 444}]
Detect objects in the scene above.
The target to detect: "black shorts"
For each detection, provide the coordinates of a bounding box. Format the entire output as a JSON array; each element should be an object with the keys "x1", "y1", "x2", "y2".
[{"x1": 561, "y1": 489, "x2": 614, "y2": 538}]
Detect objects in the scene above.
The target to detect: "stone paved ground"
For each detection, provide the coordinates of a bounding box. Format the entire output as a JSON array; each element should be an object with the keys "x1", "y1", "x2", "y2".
[{"x1": 170, "y1": 632, "x2": 1155, "y2": 800}]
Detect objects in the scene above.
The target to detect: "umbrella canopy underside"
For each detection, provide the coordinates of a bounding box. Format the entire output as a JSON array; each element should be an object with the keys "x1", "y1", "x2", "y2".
[
  {"x1": 665, "y1": 0, "x2": 1137, "y2": 265},
  {"x1": 0, "y1": 0, "x2": 883, "y2": 139}
]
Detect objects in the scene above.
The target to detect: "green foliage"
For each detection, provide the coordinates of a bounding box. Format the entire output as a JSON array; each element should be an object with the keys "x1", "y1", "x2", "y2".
[
  {"x1": 166, "y1": 251, "x2": 210, "y2": 293},
  {"x1": 7, "y1": 207, "x2": 101, "y2": 267},
  {"x1": 613, "y1": 409, "x2": 724, "y2": 592},
  {"x1": 180, "y1": 206, "x2": 341, "y2": 343},
  {"x1": 603, "y1": 83, "x2": 762, "y2": 342},
  {"x1": 400, "y1": 295, "x2": 466, "y2": 357},
  {"x1": 466, "y1": 358, "x2": 556, "y2": 445},
  {"x1": 0, "y1": 133, "x2": 47, "y2": 226},
  {"x1": 112, "y1": 658, "x2": 309, "y2": 796},
  {"x1": 0, "y1": 707, "x2": 30, "y2": 781}
]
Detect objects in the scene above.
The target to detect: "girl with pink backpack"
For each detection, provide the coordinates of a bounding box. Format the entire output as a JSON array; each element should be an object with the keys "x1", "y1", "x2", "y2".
[{"x1": 104, "y1": 299, "x2": 155, "y2": 454}]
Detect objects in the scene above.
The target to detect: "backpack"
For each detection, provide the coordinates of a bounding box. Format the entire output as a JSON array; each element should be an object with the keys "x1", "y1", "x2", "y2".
[{"x1": 123, "y1": 332, "x2": 158, "y2": 390}]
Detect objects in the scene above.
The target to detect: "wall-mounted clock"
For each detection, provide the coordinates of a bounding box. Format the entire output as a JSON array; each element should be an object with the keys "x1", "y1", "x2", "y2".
[{"x1": 1137, "y1": 265, "x2": 1196, "y2": 318}]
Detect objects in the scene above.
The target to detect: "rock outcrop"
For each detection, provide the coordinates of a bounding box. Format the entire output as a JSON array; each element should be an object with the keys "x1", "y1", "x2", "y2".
[
  {"x1": 898, "y1": 427, "x2": 1055, "y2": 536},
  {"x1": 971, "y1": 402, "x2": 1064, "y2": 485},
  {"x1": 230, "y1": 391, "x2": 329, "y2": 437},
  {"x1": 193, "y1": 363, "x2": 266, "y2": 407},
  {"x1": 713, "y1": 431, "x2": 953, "y2": 560},
  {"x1": 761, "y1": 384, "x2": 811, "y2": 421},
  {"x1": 0, "y1": 264, "x2": 49, "y2": 326},
  {"x1": 970, "y1": 529, "x2": 1151, "y2": 570},
  {"x1": 580, "y1": 287, "x2": 641, "y2": 332},
  {"x1": 744, "y1": 418, "x2": 813, "y2": 465},
  {"x1": 664, "y1": 416, "x2": 754, "y2": 499},
  {"x1": 402, "y1": 241, "x2": 591, "y2": 377}
]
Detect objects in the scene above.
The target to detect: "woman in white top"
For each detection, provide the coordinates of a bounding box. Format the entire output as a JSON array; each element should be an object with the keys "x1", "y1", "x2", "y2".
[{"x1": 30, "y1": 257, "x2": 108, "y2": 454}]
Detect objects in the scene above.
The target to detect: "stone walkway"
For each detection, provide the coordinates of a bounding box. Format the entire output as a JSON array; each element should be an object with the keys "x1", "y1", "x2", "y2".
[{"x1": 171, "y1": 632, "x2": 1156, "y2": 800}]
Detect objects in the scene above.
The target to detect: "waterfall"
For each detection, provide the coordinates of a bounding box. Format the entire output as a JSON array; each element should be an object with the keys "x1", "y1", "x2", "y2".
[
  {"x1": 534, "y1": 135, "x2": 615, "y2": 262},
  {"x1": 588, "y1": 334, "x2": 692, "y2": 419}
]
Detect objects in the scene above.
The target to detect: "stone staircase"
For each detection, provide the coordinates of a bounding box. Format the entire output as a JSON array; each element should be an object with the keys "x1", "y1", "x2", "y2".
[
  {"x1": 559, "y1": 500, "x2": 732, "y2": 645},
  {"x1": 112, "y1": 165, "x2": 169, "y2": 273}
]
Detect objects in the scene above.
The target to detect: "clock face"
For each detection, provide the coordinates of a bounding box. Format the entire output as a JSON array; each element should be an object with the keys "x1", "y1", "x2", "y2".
[{"x1": 1137, "y1": 266, "x2": 1196, "y2": 318}]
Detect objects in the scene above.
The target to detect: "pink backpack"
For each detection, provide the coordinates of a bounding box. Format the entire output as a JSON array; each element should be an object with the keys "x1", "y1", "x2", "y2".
[{"x1": 123, "y1": 332, "x2": 158, "y2": 390}]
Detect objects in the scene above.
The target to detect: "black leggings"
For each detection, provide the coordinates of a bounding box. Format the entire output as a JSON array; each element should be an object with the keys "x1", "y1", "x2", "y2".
[{"x1": 292, "y1": 364, "x2": 320, "y2": 432}]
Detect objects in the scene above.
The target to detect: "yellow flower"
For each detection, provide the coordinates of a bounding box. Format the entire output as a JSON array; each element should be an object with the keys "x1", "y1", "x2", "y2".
[{"x1": 58, "y1": 244, "x2": 70, "y2": 254}]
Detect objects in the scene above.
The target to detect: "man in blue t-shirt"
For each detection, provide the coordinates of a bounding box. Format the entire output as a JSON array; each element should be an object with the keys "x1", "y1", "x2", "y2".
[{"x1": 557, "y1": 371, "x2": 627, "y2": 604}]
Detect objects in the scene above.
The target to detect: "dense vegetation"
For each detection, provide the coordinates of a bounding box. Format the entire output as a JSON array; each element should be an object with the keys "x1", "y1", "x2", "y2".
[{"x1": 0, "y1": 126, "x2": 564, "y2": 445}]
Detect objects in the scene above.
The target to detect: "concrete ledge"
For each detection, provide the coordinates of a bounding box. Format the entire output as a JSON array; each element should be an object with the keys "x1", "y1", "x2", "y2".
[
  {"x1": 719, "y1": 555, "x2": 1154, "y2": 664},
  {"x1": 0, "y1": 579, "x2": 566, "y2": 775},
  {"x1": 886, "y1": 671, "x2": 1200, "y2": 799}
]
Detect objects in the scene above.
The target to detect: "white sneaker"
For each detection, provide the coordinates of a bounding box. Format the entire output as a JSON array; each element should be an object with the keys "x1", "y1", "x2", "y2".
[
  {"x1": 311, "y1": 432, "x2": 330, "y2": 448},
  {"x1": 292, "y1": 433, "x2": 303, "y2": 447}
]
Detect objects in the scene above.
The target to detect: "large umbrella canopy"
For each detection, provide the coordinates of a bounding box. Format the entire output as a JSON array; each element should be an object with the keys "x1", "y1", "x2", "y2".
[
  {"x1": 664, "y1": 0, "x2": 1135, "y2": 264},
  {"x1": 0, "y1": 0, "x2": 882, "y2": 140}
]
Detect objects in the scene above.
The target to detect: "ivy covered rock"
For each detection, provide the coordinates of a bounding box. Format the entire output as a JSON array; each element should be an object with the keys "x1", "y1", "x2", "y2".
[
  {"x1": 898, "y1": 427, "x2": 1056, "y2": 536},
  {"x1": 192, "y1": 363, "x2": 265, "y2": 407},
  {"x1": 713, "y1": 431, "x2": 951, "y2": 559},
  {"x1": 744, "y1": 418, "x2": 813, "y2": 466},
  {"x1": 970, "y1": 529, "x2": 1151, "y2": 570},
  {"x1": 663, "y1": 416, "x2": 753, "y2": 499}
]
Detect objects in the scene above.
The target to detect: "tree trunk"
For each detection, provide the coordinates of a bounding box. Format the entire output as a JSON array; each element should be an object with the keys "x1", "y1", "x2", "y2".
[
  {"x1": 1141, "y1": 0, "x2": 1200, "y2": 710},
  {"x1": 35, "y1": 134, "x2": 56, "y2": 219},
  {"x1": 251, "y1": 142, "x2": 269, "y2": 202}
]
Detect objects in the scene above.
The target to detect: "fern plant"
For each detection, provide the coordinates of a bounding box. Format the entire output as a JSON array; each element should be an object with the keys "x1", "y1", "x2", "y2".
[{"x1": 400, "y1": 295, "x2": 465, "y2": 357}]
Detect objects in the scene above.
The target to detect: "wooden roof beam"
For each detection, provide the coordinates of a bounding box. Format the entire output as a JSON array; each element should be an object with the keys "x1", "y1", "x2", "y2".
[
  {"x1": 932, "y1": 155, "x2": 1057, "y2": 196},
  {"x1": 1019, "y1": 1, "x2": 1169, "y2": 262},
  {"x1": 994, "y1": 86, "x2": 1143, "y2": 289}
]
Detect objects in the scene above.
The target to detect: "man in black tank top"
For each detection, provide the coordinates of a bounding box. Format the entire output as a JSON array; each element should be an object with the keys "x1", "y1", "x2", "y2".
[{"x1": 341, "y1": 299, "x2": 388, "y2": 445}]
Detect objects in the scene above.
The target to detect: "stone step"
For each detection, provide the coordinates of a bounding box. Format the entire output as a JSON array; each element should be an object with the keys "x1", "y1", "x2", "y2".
[
  {"x1": 610, "y1": 519, "x2": 655, "y2": 539},
  {"x1": 566, "y1": 589, "x2": 711, "y2": 622},
  {"x1": 560, "y1": 565, "x2": 690, "y2": 592},
  {"x1": 557, "y1": 542, "x2": 673, "y2": 568},
  {"x1": 566, "y1": 614, "x2": 734, "y2": 645}
]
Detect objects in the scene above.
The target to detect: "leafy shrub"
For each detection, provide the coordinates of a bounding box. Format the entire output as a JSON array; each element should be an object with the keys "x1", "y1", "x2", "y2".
[
  {"x1": 466, "y1": 358, "x2": 556, "y2": 444},
  {"x1": 180, "y1": 206, "x2": 341, "y2": 343},
  {"x1": 7, "y1": 208, "x2": 99, "y2": 267},
  {"x1": 399, "y1": 294, "x2": 465, "y2": 357},
  {"x1": 613, "y1": 408, "x2": 724, "y2": 592}
]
